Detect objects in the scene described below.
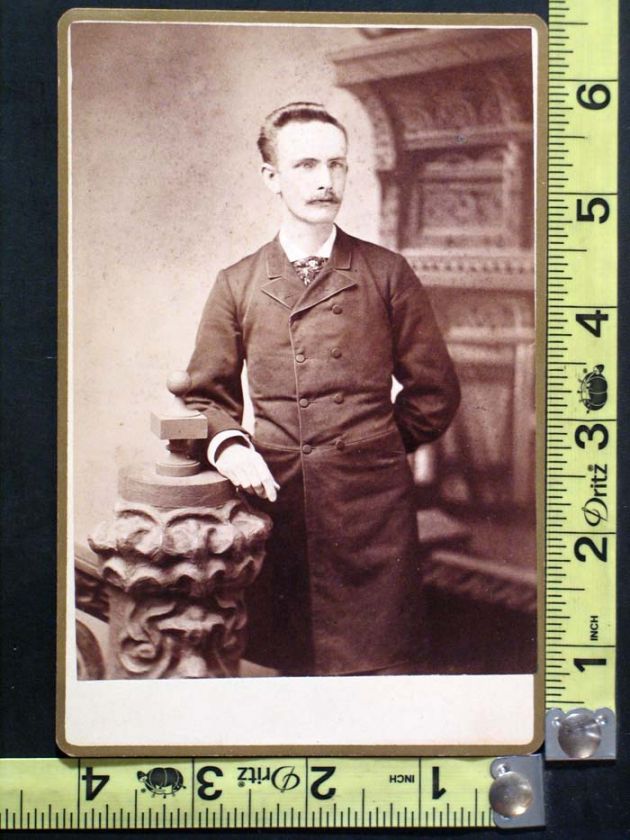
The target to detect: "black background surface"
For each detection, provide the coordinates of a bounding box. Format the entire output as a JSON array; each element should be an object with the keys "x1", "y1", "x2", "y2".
[{"x1": 1, "y1": 0, "x2": 628, "y2": 837}]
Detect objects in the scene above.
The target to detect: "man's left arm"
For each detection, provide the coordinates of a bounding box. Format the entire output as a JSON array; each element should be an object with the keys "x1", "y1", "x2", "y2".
[{"x1": 389, "y1": 257, "x2": 461, "y2": 452}]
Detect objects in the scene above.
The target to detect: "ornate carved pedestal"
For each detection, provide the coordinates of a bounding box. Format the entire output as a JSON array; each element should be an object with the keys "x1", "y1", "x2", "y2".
[
  {"x1": 79, "y1": 372, "x2": 272, "y2": 680},
  {"x1": 87, "y1": 468, "x2": 271, "y2": 679}
]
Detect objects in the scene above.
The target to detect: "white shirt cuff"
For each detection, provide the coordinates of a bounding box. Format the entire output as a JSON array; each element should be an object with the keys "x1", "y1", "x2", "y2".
[{"x1": 207, "y1": 430, "x2": 252, "y2": 466}]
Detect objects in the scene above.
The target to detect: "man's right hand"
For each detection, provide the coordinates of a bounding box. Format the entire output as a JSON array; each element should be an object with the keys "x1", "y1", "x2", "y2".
[{"x1": 213, "y1": 442, "x2": 279, "y2": 502}]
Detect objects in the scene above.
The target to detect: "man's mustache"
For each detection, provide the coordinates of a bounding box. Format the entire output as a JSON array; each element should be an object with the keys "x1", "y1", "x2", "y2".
[{"x1": 307, "y1": 194, "x2": 341, "y2": 204}]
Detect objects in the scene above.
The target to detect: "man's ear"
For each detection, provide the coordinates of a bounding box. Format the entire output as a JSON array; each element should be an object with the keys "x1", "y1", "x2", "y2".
[{"x1": 261, "y1": 163, "x2": 281, "y2": 196}]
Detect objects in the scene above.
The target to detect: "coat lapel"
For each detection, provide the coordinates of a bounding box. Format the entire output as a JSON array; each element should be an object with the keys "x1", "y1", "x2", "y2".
[
  {"x1": 260, "y1": 237, "x2": 306, "y2": 309},
  {"x1": 260, "y1": 228, "x2": 357, "y2": 315}
]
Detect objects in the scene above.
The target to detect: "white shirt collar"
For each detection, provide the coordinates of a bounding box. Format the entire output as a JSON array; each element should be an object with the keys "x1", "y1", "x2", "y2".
[{"x1": 279, "y1": 225, "x2": 337, "y2": 263}]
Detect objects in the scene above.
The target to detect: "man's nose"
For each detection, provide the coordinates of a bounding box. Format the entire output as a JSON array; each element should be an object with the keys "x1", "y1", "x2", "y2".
[{"x1": 316, "y1": 164, "x2": 333, "y2": 190}]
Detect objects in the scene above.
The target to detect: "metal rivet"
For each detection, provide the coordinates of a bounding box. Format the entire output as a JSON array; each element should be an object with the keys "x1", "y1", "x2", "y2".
[
  {"x1": 489, "y1": 769, "x2": 533, "y2": 818},
  {"x1": 557, "y1": 709, "x2": 602, "y2": 759}
]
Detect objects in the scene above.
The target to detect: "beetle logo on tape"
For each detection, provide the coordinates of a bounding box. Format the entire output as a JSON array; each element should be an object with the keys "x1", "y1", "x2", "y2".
[
  {"x1": 578, "y1": 365, "x2": 608, "y2": 412},
  {"x1": 137, "y1": 767, "x2": 185, "y2": 798}
]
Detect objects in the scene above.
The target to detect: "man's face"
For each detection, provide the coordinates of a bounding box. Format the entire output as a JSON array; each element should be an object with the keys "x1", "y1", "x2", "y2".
[{"x1": 263, "y1": 120, "x2": 348, "y2": 225}]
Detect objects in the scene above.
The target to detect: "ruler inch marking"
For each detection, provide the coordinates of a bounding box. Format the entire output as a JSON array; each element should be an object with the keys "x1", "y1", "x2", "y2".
[
  {"x1": 418, "y1": 757, "x2": 422, "y2": 824},
  {"x1": 558, "y1": 191, "x2": 617, "y2": 196},
  {"x1": 561, "y1": 77, "x2": 618, "y2": 82}
]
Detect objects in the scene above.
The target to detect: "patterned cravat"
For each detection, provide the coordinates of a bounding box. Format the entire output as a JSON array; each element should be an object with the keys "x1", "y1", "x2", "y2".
[{"x1": 291, "y1": 256, "x2": 328, "y2": 286}]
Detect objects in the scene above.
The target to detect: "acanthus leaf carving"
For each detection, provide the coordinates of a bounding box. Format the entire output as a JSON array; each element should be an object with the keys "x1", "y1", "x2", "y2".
[{"x1": 86, "y1": 497, "x2": 272, "y2": 679}]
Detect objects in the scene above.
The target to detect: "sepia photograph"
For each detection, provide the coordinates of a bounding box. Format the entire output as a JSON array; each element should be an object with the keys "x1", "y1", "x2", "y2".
[{"x1": 59, "y1": 10, "x2": 546, "y2": 754}]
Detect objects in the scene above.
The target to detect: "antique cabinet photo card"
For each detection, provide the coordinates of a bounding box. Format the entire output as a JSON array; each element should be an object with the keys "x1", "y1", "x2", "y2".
[{"x1": 58, "y1": 9, "x2": 546, "y2": 755}]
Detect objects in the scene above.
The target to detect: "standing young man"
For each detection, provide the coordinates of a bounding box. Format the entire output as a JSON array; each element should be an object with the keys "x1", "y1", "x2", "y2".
[{"x1": 185, "y1": 102, "x2": 460, "y2": 677}]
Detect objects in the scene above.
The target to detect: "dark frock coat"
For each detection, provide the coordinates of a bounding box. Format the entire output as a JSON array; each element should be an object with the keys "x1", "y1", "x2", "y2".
[{"x1": 185, "y1": 228, "x2": 460, "y2": 675}]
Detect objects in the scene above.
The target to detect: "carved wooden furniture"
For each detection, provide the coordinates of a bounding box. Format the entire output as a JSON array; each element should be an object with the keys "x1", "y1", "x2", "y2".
[
  {"x1": 330, "y1": 29, "x2": 538, "y2": 672},
  {"x1": 76, "y1": 374, "x2": 272, "y2": 679},
  {"x1": 332, "y1": 28, "x2": 536, "y2": 510}
]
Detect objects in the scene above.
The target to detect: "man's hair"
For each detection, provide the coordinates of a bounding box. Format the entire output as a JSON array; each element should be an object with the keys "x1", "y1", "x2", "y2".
[{"x1": 257, "y1": 102, "x2": 347, "y2": 165}]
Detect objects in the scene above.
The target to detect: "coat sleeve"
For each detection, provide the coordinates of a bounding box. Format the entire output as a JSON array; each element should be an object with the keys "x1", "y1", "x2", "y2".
[
  {"x1": 389, "y1": 257, "x2": 461, "y2": 452},
  {"x1": 184, "y1": 270, "x2": 248, "y2": 440}
]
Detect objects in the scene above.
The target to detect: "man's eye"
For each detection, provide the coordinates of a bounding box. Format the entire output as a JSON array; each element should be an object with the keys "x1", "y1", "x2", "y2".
[
  {"x1": 330, "y1": 161, "x2": 346, "y2": 170},
  {"x1": 298, "y1": 161, "x2": 316, "y2": 169}
]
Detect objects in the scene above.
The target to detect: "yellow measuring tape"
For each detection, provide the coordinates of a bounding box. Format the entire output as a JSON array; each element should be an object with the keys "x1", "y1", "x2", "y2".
[
  {"x1": 0, "y1": 0, "x2": 618, "y2": 829},
  {"x1": 544, "y1": 0, "x2": 617, "y2": 713},
  {"x1": 2, "y1": 758, "x2": 494, "y2": 831}
]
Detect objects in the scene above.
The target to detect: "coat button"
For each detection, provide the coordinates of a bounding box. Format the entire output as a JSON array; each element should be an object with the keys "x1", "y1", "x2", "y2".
[
  {"x1": 333, "y1": 393, "x2": 344, "y2": 404},
  {"x1": 335, "y1": 439, "x2": 346, "y2": 451},
  {"x1": 332, "y1": 304, "x2": 343, "y2": 314},
  {"x1": 299, "y1": 397, "x2": 309, "y2": 408},
  {"x1": 330, "y1": 347, "x2": 342, "y2": 359},
  {"x1": 295, "y1": 353, "x2": 305, "y2": 363},
  {"x1": 302, "y1": 443, "x2": 313, "y2": 454}
]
